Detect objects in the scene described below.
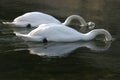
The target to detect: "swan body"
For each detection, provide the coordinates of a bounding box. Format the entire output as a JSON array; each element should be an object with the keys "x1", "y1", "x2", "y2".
[
  {"x1": 3, "y1": 12, "x2": 61, "y2": 27},
  {"x1": 3, "y1": 12, "x2": 95, "y2": 30},
  {"x1": 14, "y1": 23, "x2": 112, "y2": 42}
]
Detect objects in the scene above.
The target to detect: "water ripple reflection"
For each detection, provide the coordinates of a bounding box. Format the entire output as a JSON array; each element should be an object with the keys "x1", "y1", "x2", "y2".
[{"x1": 24, "y1": 41, "x2": 111, "y2": 57}]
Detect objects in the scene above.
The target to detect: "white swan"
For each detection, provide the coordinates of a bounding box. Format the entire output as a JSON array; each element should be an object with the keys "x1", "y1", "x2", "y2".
[
  {"x1": 14, "y1": 23, "x2": 112, "y2": 42},
  {"x1": 3, "y1": 12, "x2": 60, "y2": 27},
  {"x1": 3, "y1": 12, "x2": 95, "y2": 30}
]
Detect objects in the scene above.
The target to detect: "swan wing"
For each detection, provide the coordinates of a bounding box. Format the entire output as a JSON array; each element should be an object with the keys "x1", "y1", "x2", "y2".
[
  {"x1": 14, "y1": 12, "x2": 61, "y2": 25},
  {"x1": 3, "y1": 12, "x2": 61, "y2": 27},
  {"x1": 29, "y1": 24, "x2": 82, "y2": 42}
]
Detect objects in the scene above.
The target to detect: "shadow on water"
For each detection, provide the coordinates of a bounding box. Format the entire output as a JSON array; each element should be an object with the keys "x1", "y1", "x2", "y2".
[{"x1": 0, "y1": 0, "x2": 120, "y2": 80}]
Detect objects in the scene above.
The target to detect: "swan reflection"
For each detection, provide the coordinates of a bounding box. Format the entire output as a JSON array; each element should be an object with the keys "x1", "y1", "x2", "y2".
[{"x1": 26, "y1": 41, "x2": 111, "y2": 57}]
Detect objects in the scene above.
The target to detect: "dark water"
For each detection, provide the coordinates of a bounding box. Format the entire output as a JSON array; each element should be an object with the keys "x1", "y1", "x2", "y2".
[{"x1": 0, "y1": 0, "x2": 120, "y2": 80}]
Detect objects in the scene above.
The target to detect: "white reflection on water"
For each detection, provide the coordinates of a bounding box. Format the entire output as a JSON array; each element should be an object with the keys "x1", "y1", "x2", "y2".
[{"x1": 26, "y1": 41, "x2": 111, "y2": 57}]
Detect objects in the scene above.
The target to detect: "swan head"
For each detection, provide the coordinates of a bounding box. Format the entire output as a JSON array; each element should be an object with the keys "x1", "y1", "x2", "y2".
[
  {"x1": 85, "y1": 29, "x2": 113, "y2": 42},
  {"x1": 87, "y1": 22, "x2": 95, "y2": 30},
  {"x1": 80, "y1": 21, "x2": 95, "y2": 32}
]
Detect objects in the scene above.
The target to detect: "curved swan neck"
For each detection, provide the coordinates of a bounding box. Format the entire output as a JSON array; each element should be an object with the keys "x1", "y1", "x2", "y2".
[
  {"x1": 63, "y1": 15, "x2": 87, "y2": 26},
  {"x1": 82, "y1": 29, "x2": 112, "y2": 41}
]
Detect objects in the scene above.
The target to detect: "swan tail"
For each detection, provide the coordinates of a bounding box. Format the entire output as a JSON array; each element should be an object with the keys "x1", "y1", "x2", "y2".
[
  {"x1": 14, "y1": 32, "x2": 27, "y2": 37},
  {"x1": 2, "y1": 22, "x2": 15, "y2": 26},
  {"x1": 14, "y1": 31, "x2": 32, "y2": 41},
  {"x1": 14, "y1": 32, "x2": 44, "y2": 42},
  {"x1": 3, "y1": 22, "x2": 12, "y2": 24}
]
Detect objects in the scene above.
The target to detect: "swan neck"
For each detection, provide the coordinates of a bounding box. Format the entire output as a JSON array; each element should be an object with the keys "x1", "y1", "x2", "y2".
[
  {"x1": 82, "y1": 29, "x2": 112, "y2": 41},
  {"x1": 63, "y1": 15, "x2": 87, "y2": 26}
]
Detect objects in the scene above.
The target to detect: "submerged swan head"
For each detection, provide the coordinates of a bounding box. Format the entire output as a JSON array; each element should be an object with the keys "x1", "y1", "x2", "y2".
[
  {"x1": 14, "y1": 23, "x2": 112, "y2": 42},
  {"x1": 63, "y1": 15, "x2": 95, "y2": 31},
  {"x1": 87, "y1": 22, "x2": 95, "y2": 30}
]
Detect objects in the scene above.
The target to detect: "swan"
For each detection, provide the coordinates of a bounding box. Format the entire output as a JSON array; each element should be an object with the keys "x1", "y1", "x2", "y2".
[
  {"x1": 3, "y1": 12, "x2": 60, "y2": 27},
  {"x1": 3, "y1": 12, "x2": 95, "y2": 30},
  {"x1": 14, "y1": 23, "x2": 112, "y2": 42}
]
